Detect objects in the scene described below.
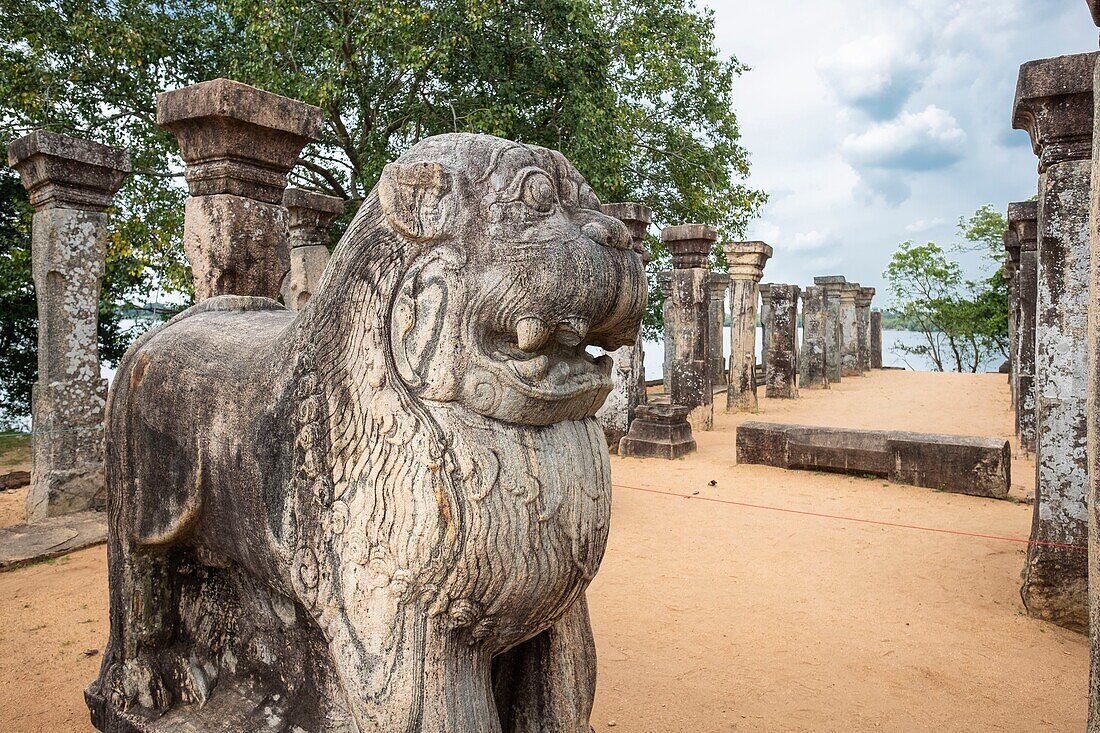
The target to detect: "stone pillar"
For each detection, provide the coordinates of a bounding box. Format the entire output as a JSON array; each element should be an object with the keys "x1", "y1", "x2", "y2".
[
  {"x1": 7, "y1": 131, "x2": 131, "y2": 521},
  {"x1": 759, "y1": 283, "x2": 774, "y2": 369},
  {"x1": 658, "y1": 271, "x2": 673, "y2": 394},
  {"x1": 1004, "y1": 229, "x2": 1022, "y2": 412},
  {"x1": 663, "y1": 224, "x2": 716, "y2": 431},
  {"x1": 856, "y1": 287, "x2": 875, "y2": 373},
  {"x1": 280, "y1": 188, "x2": 343, "y2": 310},
  {"x1": 765, "y1": 284, "x2": 800, "y2": 399},
  {"x1": 596, "y1": 202, "x2": 653, "y2": 451},
  {"x1": 1013, "y1": 50, "x2": 1096, "y2": 632},
  {"x1": 708, "y1": 272, "x2": 729, "y2": 388},
  {"x1": 814, "y1": 275, "x2": 846, "y2": 383},
  {"x1": 870, "y1": 311, "x2": 884, "y2": 369},
  {"x1": 799, "y1": 285, "x2": 830, "y2": 388},
  {"x1": 725, "y1": 241, "x2": 772, "y2": 412},
  {"x1": 157, "y1": 78, "x2": 323, "y2": 301},
  {"x1": 1010, "y1": 201, "x2": 1039, "y2": 454},
  {"x1": 839, "y1": 283, "x2": 861, "y2": 377}
]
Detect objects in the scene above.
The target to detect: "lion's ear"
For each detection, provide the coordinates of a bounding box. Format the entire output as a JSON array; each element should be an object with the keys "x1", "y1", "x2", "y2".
[{"x1": 378, "y1": 161, "x2": 454, "y2": 241}]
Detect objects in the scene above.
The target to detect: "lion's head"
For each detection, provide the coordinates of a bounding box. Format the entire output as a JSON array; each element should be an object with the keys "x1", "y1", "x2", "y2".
[{"x1": 370, "y1": 133, "x2": 647, "y2": 425}]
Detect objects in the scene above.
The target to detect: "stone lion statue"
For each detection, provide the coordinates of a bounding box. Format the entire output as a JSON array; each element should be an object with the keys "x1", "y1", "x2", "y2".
[{"x1": 86, "y1": 133, "x2": 647, "y2": 732}]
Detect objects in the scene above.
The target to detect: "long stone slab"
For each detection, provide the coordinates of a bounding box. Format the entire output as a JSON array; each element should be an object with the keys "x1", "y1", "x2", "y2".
[
  {"x1": 0, "y1": 509, "x2": 106, "y2": 570},
  {"x1": 736, "y1": 421, "x2": 1010, "y2": 498}
]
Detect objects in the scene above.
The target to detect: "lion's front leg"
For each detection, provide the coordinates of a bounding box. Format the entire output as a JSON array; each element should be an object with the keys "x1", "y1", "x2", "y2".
[{"x1": 491, "y1": 595, "x2": 598, "y2": 733}]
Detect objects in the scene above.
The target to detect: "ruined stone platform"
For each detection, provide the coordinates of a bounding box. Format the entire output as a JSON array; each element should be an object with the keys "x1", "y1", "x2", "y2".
[
  {"x1": 736, "y1": 421, "x2": 1010, "y2": 498},
  {"x1": 0, "y1": 510, "x2": 107, "y2": 570}
]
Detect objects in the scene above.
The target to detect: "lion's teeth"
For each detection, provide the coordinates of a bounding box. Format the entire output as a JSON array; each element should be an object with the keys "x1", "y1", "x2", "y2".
[
  {"x1": 515, "y1": 316, "x2": 551, "y2": 352},
  {"x1": 594, "y1": 354, "x2": 613, "y2": 376},
  {"x1": 512, "y1": 355, "x2": 550, "y2": 381},
  {"x1": 554, "y1": 317, "x2": 589, "y2": 347}
]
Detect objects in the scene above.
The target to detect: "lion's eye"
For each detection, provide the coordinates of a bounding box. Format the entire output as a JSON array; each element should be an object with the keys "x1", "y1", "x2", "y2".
[{"x1": 522, "y1": 174, "x2": 557, "y2": 213}]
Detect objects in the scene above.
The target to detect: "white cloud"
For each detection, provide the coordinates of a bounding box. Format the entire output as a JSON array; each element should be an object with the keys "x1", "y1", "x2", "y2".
[
  {"x1": 842, "y1": 105, "x2": 966, "y2": 172},
  {"x1": 817, "y1": 34, "x2": 926, "y2": 119},
  {"x1": 905, "y1": 217, "x2": 945, "y2": 234},
  {"x1": 790, "y1": 230, "x2": 828, "y2": 252}
]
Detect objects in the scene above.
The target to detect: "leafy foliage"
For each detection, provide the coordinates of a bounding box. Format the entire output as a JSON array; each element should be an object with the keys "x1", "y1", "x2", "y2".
[{"x1": 884, "y1": 205, "x2": 1009, "y2": 373}]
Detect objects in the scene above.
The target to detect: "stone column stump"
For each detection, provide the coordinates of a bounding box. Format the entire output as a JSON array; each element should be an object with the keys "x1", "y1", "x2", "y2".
[
  {"x1": 814, "y1": 275, "x2": 846, "y2": 383},
  {"x1": 765, "y1": 284, "x2": 800, "y2": 399},
  {"x1": 708, "y1": 272, "x2": 730, "y2": 389},
  {"x1": 759, "y1": 283, "x2": 774, "y2": 370},
  {"x1": 280, "y1": 187, "x2": 344, "y2": 310},
  {"x1": 596, "y1": 202, "x2": 653, "y2": 451},
  {"x1": 1013, "y1": 50, "x2": 1097, "y2": 632},
  {"x1": 1010, "y1": 200, "x2": 1039, "y2": 454},
  {"x1": 618, "y1": 404, "x2": 697, "y2": 460},
  {"x1": 725, "y1": 241, "x2": 772, "y2": 412},
  {"x1": 856, "y1": 287, "x2": 875, "y2": 374},
  {"x1": 659, "y1": 271, "x2": 673, "y2": 394},
  {"x1": 157, "y1": 78, "x2": 323, "y2": 300},
  {"x1": 800, "y1": 285, "x2": 830, "y2": 388},
  {"x1": 7, "y1": 131, "x2": 131, "y2": 521},
  {"x1": 662, "y1": 224, "x2": 716, "y2": 431},
  {"x1": 839, "y1": 282, "x2": 862, "y2": 377},
  {"x1": 870, "y1": 311, "x2": 883, "y2": 369},
  {"x1": 1004, "y1": 230, "x2": 1022, "y2": 410}
]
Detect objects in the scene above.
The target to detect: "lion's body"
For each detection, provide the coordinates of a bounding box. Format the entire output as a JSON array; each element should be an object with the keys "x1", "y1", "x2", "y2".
[{"x1": 88, "y1": 134, "x2": 645, "y2": 733}]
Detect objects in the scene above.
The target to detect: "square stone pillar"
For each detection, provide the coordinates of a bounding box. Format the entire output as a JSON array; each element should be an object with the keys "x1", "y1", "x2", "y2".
[
  {"x1": 658, "y1": 271, "x2": 673, "y2": 394},
  {"x1": 839, "y1": 283, "x2": 862, "y2": 377},
  {"x1": 814, "y1": 275, "x2": 846, "y2": 383},
  {"x1": 765, "y1": 284, "x2": 800, "y2": 398},
  {"x1": 759, "y1": 283, "x2": 774, "y2": 369},
  {"x1": 663, "y1": 224, "x2": 717, "y2": 431},
  {"x1": 856, "y1": 287, "x2": 875, "y2": 374},
  {"x1": 725, "y1": 241, "x2": 772, "y2": 412},
  {"x1": 1013, "y1": 50, "x2": 1097, "y2": 632},
  {"x1": 596, "y1": 202, "x2": 652, "y2": 451},
  {"x1": 870, "y1": 310, "x2": 883, "y2": 369},
  {"x1": 799, "y1": 285, "x2": 830, "y2": 388},
  {"x1": 1004, "y1": 229, "x2": 1022, "y2": 412},
  {"x1": 7, "y1": 131, "x2": 131, "y2": 521},
  {"x1": 280, "y1": 187, "x2": 343, "y2": 310},
  {"x1": 708, "y1": 272, "x2": 730, "y2": 388},
  {"x1": 1010, "y1": 200, "x2": 1039, "y2": 454},
  {"x1": 157, "y1": 78, "x2": 323, "y2": 301}
]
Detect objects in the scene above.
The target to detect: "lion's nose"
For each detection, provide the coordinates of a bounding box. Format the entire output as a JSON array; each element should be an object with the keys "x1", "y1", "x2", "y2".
[{"x1": 582, "y1": 219, "x2": 631, "y2": 250}]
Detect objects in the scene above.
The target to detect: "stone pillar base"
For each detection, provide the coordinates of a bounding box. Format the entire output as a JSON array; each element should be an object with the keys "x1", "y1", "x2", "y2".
[{"x1": 618, "y1": 405, "x2": 697, "y2": 460}]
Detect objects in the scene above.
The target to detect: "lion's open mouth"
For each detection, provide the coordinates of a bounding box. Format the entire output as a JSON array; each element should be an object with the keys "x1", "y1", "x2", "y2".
[{"x1": 487, "y1": 333, "x2": 614, "y2": 400}]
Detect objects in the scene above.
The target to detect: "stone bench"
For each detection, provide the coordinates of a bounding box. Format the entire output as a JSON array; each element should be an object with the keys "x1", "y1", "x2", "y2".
[{"x1": 735, "y1": 421, "x2": 1011, "y2": 498}]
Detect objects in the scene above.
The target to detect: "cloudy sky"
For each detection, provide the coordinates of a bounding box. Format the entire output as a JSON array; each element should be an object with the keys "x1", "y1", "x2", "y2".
[{"x1": 709, "y1": 0, "x2": 1096, "y2": 302}]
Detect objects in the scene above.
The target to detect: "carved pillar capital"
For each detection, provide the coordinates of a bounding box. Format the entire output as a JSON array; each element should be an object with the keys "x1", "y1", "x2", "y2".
[
  {"x1": 284, "y1": 187, "x2": 344, "y2": 247},
  {"x1": 602, "y1": 202, "x2": 652, "y2": 262},
  {"x1": 708, "y1": 271, "x2": 730, "y2": 298},
  {"x1": 856, "y1": 287, "x2": 875, "y2": 308},
  {"x1": 1008, "y1": 201, "x2": 1038, "y2": 252},
  {"x1": 1012, "y1": 52, "x2": 1097, "y2": 171},
  {"x1": 662, "y1": 223, "x2": 717, "y2": 269},
  {"x1": 7, "y1": 130, "x2": 131, "y2": 211},
  {"x1": 157, "y1": 78, "x2": 323, "y2": 203},
  {"x1": 723, "y1": 241, "x2": 773, "y2": 282}
]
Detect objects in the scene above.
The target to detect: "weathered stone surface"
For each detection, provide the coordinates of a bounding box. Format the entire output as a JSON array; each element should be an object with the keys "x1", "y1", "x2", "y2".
[
  {"x1": 280, "y1": 187, "x2": 344, "y2": 310},
  {"x1": 839, "y1": 282, "x2": 861, "y2": 377},
  {"x1": 814, "y1": 275, "x2": 846, "y2": 383},
  {"x1": 764, "y1": 284, "x2": 799, "y2": 399},
  {"x1": 708, "y1": 272, "x2": 730, "y2": 388},
  {"x1": 725, "y1": 242, "x2": 772, "y2": 412},
  {"x1": 1004, "y1": 229, "x2": 1022, "y2": 412},
  {"x1": 0, "y1": 510, "x2": 107, "y2": 570},
  {"x1": 8, "y1": 131, "x2": 130, "y2": 523},
  {"x1": 1010, "y1": 200, "x2": 1039, "y2": 453},
  {"x1": 158, "y1": 79, "x2": 323, "y2": 301},
  {"x1": 618, "y1": 404, "x2": 697, "y2": 460},
  {"x1": 663, "y1": 224, "x2": 716, "y2": 431},
  {"x1": 0, "y1": 470, "x2": 30, "y2": 491},
  {"x1": 659, "y1": 271, "x2": 673, "y2": 394},
  {"x1": 800, "y1": 286, "x2": 830, "y2": 388},
  {"x1": 736, "y1": 422, "x2": 1011, "y2": 499},
  {"x1": 1087, "y1": 50, "x2": 1100, "y2": 732},
  {"x1": 596, "y1": 202, "x2": 652, "y2": 452},
  {"x1": 870, "y1": 311, "x2": 883, "y2": 369},
  {"x1": 86, "y1": 134, "x2": 646, "y2": 732},
  {"x1": 759, "y1": 283, "x2": 773, "y2": 368},
  {"x1": 1014, "y1": 52, "x2": 1095, "y2": 633},
  {"x1": 856, "y1": 287, "x2": 875, "y2": 373}
]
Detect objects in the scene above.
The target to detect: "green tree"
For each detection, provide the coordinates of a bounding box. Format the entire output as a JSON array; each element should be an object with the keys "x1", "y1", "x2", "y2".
[
  {"x1": 884, "y1": 204, "x2": 1009, "y2": 372},
  {"x1": 1, "y1": 0, "x2": 764, "y2": 349}
]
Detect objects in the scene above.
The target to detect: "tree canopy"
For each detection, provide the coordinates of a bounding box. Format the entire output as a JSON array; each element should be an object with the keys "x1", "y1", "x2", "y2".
[{"x1": 0, "y1": 0, "x2": 764, "y2": 413}]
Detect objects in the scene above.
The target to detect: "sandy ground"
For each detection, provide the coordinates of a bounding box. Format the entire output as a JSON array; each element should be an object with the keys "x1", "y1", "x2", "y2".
[{"x1": 0, "y1": 370, "x2": 1086, "y2": 732}]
